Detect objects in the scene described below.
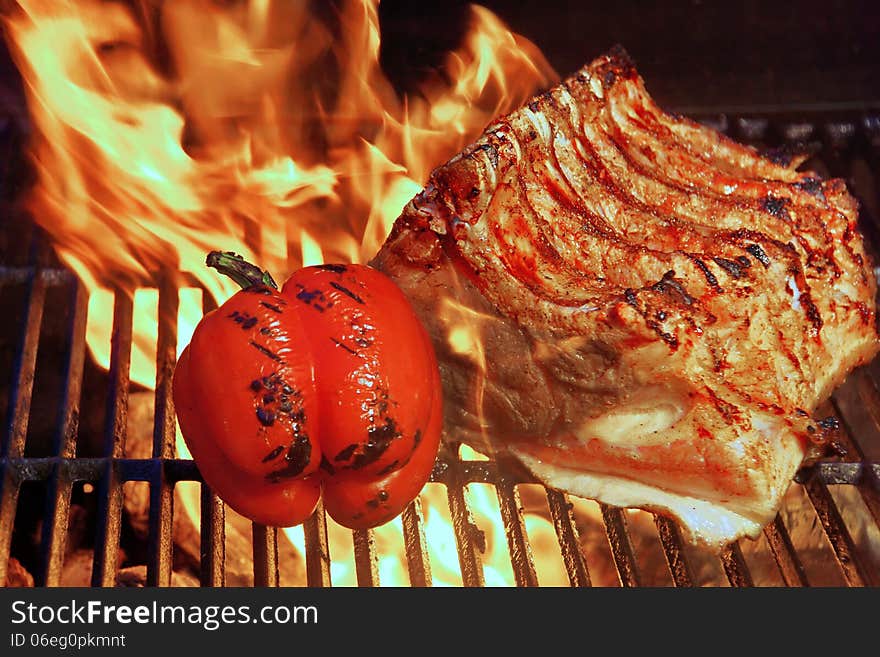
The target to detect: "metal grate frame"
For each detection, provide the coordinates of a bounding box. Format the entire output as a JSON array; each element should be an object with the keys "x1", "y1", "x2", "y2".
[{"x1": 1, "y1": 109, "x2": 880, "y2": 588}]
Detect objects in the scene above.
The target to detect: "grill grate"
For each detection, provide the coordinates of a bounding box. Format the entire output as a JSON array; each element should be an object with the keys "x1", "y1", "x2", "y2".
[{"x1": 2, "y1": 109, "x2": 880, "y2": 587}]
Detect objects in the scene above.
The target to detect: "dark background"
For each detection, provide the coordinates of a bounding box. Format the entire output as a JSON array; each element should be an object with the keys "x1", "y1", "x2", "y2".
[
  {"x1": 1, "y1": 0, "x2": 878, "y2": 141},
  {"x1": 379, "y1": 0, "x2": 880, "y2": 111}
]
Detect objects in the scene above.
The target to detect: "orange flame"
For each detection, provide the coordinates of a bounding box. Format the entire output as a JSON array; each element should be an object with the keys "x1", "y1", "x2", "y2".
[{"x1": 4, "y1": 0, "x2": 562, "y2": 585}]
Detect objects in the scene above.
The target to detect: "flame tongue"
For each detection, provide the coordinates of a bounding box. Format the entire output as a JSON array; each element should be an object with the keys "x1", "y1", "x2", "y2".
[
  {"x1": 5, "y1": 0, "x2": 558, "y2": 585},
  {"x1": 5, "y1": 0, "x2": 555, "y2": 391}
]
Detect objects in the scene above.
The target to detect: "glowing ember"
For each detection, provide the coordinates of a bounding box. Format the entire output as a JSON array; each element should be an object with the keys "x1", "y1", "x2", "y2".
[{"x1": 4, "y1": 0, "x2": 563, "y2": 585}]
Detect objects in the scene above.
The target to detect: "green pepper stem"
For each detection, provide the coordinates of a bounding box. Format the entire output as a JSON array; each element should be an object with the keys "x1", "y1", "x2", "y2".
[{"x1": 206, "y1": 251, "x2": 278, "y2": 290}]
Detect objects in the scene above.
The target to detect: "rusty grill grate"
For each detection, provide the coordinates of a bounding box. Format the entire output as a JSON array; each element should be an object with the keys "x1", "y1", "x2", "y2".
[{"x1": 2, "y1": 109, "x2": 880, "y2": 588}]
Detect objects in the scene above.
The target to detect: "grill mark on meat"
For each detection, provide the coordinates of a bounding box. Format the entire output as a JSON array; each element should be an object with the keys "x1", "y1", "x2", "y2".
[
  {"x1": 704, "y1": 388, "x2": 743, "y2": 425},
  {"x1": 651, "y1": 270, "x2": 694, "y2": 306},
  {"x1": 527, "y1": 102, "x2": 743, "y2": 302},
  {"x1": 598, "y1": 110, "x2": 812, "y2": 244},
  {"x1": 600, "y1": 82, "x2": 845, "y2": 272},
  {"x1": 744, "y1": 243, "x2": 771, "y2": 267},
  {"x1": 472, "y1": 71, "x2": 832, "y2": 346},
  {"x1": 761, "y1": 195, "x2": 791, "y2": 221},
  {"x1": 776, "y1": 328, "x2": 806, "y2": 380},
  {"x1": 794, "y1": 178, "x2": 826, "y2": 201},
  {"x1": 372, "y1": 49, "x2": 880, "y2": 549},
  {"x1": 544, "y1": 134, "x2": 618, "y2": 239},
  {"x1": 469, "y1": 68, "x2": 832, "y2": 353},
  {"x1": 687, "y1": 256, "x2": 722, "y2": 292},
  {"x1": 577, "y1": 110, "x2": 832, "y2": 298},
  {"x1": 713, "y1": 257, "x2": 747, "y2": 279}
]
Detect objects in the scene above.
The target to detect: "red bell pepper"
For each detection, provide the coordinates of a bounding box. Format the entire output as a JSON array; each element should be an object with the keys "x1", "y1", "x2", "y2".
[{"x1": 173, "y1": 252, "x2": 442, "y2": 529}]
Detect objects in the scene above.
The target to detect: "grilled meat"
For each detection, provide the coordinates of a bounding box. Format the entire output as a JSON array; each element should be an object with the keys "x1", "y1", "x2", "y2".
[{"x1": 371, "y1": 47, "x2": 880, "y2": 548}]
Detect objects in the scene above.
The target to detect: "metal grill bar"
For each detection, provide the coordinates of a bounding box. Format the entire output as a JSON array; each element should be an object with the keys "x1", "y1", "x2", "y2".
[
  {"x1": 762, "y1": 515, "x2": 809, "y2": 587},
  {"x1": 832, "y1": 373, "x2": 880, "y2": 528},
  {"x1": 0, "y1": 238, "x2": 48, "y2": 586},
  {"x1": 147, "y1": 278, "x2": 178, "y2": 587},
  {"x1": 600, "y1": 505, "x2": 642, "y2": 587},
  {"x1": 352, "y1": 529, "x2": 379, "y2": 587},
  {"x1": 802, "y1": 477, "x2": 871, "y2": 586},
  {"x1": 196, "y1": 292, "x2": 226, "y2": 587},
  {"x1": 92, "y1": 290, "x2": 133, "y2": 586},
  {"x1": 447, "y1": 478, "x2": 485, "y2": 587},
  {"x1": 401, "y1": 498, "x2": 432, "y2": 587},
  {"x1": 719, "y1": 543, "x2": 754, "y2": 587},
  {"x1": 200, "y1": 485, "x2": 225, "y2": 587},
  {"x1": 653, "y1": 515, "x2": 694, "y2": 587},
  {"x1": 252, "y1": 525, "x2": 279, "y2": 587},
  {"x1": 39, "y1": 278, "x2": 87, "y2": 586},
  {"x1": 495, "y1": 481, "x2": 538, "y2": 586},
  {"x1": 545, "y1": 490, "x2": 591, "y2": 587},
  {"x1": 303, "y1": 502, "x2": 332, "y2": 587}
]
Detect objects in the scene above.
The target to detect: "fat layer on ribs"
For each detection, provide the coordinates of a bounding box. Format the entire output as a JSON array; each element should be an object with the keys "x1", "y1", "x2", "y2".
[{"x1": 371, "y1": 47, "x2": 880, "y2": 549}]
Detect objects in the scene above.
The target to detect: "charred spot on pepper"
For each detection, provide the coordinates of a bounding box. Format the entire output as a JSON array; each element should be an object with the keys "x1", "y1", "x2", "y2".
[
  {"x1": 319, "y1": 455, "x2": 336, "y2": 475},
  {"x1": 243, "y1": 285, "x2": 274, "y2": 296},
  {"x1": 250, "y1": 341, "x2": 281, "y2": 361},
  {"x1": 285, "y1": 432, "x2": 312, "y2": 471},
  {"x1": 294, "y1": 284, "x2": 331, "y2": 312},
  {"x1": 376, "y1": 459, "x2": 399, "y2": 476},
  {"x1": 261, "y1": 445, "x2": 285, "y2": 463},
  {"x1": 264, "y1": 433, "x2": 312, "y2": 482},
  {"x1": 351, "y1": 417, "x2": 402, "y2": 470},
  {"x1": 249, "y1": 379, "x2": 263, "y2": 392},
  {"x1": 256, "y1": 407, "x2": 276, "y2": 427},
  {"x1": 315, "y1": 263, "x2": 347, "y2": 273},
  {"x1": 329, "y1": 281, "x2": 365, "y2": 305},
  {"x1": 335, "y1": 444, "x2": 358, "y2": 462},
  {"x1": 330, "y1": 337, "x2": 359, "y2": 356},
  {"x1": 260, "y1": 301, "x2": 284, "y2": 314},
  {"x1": 227, "y1": 310, "x2": 259, "y2": 330}
]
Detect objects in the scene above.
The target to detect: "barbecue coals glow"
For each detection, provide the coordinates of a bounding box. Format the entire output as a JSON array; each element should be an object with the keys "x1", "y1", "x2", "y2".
[{"x1": 5, "y1": 0, "x2": 561, "y2": 585}]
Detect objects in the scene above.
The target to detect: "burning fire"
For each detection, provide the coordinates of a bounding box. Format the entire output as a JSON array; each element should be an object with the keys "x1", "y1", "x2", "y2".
[{"x1": 4, "y1": 0, "x2": 563, "y2": 585}]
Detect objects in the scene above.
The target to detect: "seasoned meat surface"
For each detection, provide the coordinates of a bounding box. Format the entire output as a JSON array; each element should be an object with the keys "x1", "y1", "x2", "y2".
[{"x1": 371, "y1": 48, "x2": 879, "y2": 548}]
